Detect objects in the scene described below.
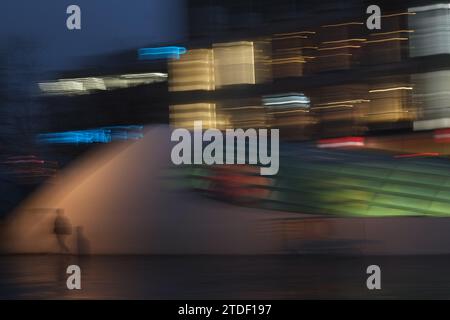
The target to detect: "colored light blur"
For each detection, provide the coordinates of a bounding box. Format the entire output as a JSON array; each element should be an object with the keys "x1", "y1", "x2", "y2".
[
  {"x1": 212, "y1": 41, "x2": 265, "y2": 87},
  {"x1": 138, "y1": 46, "x2": 187, "y2": 60},
  {"x1": 434, "y1": 129, "x2": 450, "y2": 143},
  {"x1": 27, "y1": 2, "x2": 450, "y2": 224},
  {"x1": 169, "y1": 49, "x2": 215, "y2": 92},
  {"x1": 39, "y1": 73, "x2": 168, "y2": 96},
  {"x1": 1, "y1": 155, "x2": 58, "y2": 185},
  {"x1": 318, "y1": 137, "x2": 365, "y2": 148},
  {"x1": 263, "y1": 93, "x2": 310, "y2": 108},
  {"x1": 184, "y1": 143, "x2": 450, "y2": 217},
  {"x1": 37, "y1": 126, "x2": 144, "y2": 145},
  {"x1": 395, "y1": 153, "x2": 440, "y2": 158}
]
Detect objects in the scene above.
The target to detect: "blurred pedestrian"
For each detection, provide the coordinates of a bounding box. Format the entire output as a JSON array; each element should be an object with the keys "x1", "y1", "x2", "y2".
[
  {"x1": 76, "y1": 226, "x2": 90, "y2": 256},
  {"x1": 53, "y1": 209, "x2": 72, "y2": 254}
]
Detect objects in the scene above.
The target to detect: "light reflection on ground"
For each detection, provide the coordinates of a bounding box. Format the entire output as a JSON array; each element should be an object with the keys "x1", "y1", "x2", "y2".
[{"x1": 1, "y1": 255, "x2": 450, "y2": 299}]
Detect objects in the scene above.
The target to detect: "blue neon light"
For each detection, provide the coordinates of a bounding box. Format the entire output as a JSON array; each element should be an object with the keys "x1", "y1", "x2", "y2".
[
  {"x1": 37, "y1": 126, "x2": 144, "y2": 145},
  {"x1": 138, "y1": 46, "x2": 187, "y2": 60}
]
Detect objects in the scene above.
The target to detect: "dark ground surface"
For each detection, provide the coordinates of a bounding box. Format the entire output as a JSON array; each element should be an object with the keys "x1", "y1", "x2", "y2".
[{"x1": 0, "y1": 254, "x2": 449, "y2": 299}]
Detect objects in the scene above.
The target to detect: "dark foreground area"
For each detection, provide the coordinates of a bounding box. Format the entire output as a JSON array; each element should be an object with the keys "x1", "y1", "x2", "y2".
[{"x1": 0, "y1": 255, "x2": 449, "y2": 299}]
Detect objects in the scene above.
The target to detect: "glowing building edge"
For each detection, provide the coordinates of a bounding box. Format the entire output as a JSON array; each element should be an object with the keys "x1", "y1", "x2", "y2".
[{"x1": 38, "y1": 73, "x2": 168, "y2": 96}]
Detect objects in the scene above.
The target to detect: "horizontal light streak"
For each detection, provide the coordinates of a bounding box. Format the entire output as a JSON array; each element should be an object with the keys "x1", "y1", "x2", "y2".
[{"x1": 369, "y1": 87, "x2": 413, "y2": 93}]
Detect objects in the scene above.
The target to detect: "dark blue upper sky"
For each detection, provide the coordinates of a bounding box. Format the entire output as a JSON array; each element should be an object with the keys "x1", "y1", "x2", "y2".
[{"x1": 1, "y1": 0, "x2": 186, "y2": 72}]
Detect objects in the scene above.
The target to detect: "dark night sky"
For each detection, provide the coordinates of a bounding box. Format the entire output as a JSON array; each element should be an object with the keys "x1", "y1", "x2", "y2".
[{"x1": 1, "y1": 0, "x2": 186, "y2": 72}]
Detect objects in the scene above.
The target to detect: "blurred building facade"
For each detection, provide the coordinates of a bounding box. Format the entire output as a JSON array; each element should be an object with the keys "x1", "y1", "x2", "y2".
[
  {"x1": 24, "y1": 0, "x2": 450, "y2": 198},
  {"x1": 35, "y1": 0, "x2": 450, "y2": 138},
  {"x1": 169, "y1": 0, "x2": 447, "y2": 139},
  {"x1": 2, "y1": 0, "x2": 450, "y2": 225}
]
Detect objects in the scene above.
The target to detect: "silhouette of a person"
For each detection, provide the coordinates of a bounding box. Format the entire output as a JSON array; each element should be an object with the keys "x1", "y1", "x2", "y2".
[
  {"x1": 53, "y1": 209, "x2": 72, "y2": 254},
  {"x1": 76, "y1": 226, "x2": 90, "y2": 256}
]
